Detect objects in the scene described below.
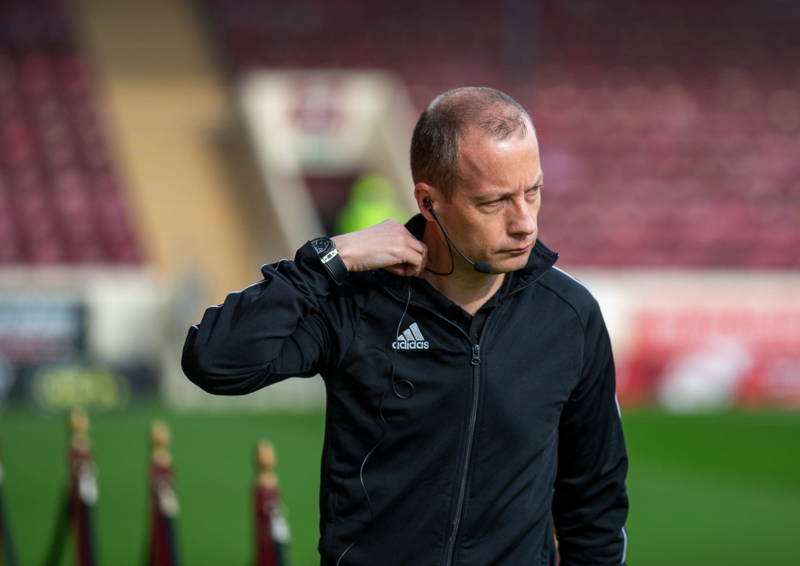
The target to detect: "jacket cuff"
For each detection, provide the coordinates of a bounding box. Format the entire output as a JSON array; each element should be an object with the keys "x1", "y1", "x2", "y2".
[{"x1": 260, "y1": 241, "x2": 340, "y2": 298}]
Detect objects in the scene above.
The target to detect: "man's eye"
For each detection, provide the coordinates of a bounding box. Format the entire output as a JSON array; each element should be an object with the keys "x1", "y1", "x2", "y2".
[{"x1": 481, "y1": 200, "x2": 503, "y2": 209}]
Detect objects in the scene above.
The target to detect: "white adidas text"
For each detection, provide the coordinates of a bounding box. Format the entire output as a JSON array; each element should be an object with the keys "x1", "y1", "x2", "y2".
[{"x1": 392, "y1": 322, "x2": 431, "y2": 351}]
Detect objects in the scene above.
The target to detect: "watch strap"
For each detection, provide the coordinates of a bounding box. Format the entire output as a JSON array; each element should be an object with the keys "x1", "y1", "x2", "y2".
[{"x1": 310, "y1": 238, "x2": 348, "y2": 285}]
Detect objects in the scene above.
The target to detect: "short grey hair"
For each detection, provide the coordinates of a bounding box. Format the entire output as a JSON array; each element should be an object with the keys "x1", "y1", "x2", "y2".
[{"x1": 410, "y1": 87, "x2": 532, "y2": 200}]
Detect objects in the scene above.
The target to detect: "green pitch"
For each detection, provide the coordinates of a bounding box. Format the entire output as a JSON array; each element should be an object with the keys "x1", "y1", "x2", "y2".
[{"x1": 1, "y1": 407, "x2": 798, "y2": 565}]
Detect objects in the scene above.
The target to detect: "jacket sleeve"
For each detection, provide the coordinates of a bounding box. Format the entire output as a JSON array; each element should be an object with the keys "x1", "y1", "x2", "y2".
[
  {"x1": 181, "y1": 242, "x2": 358, "y2": 395},
  {"x1": 553, "y1": 300, "x2": 629, "y2": 565}
]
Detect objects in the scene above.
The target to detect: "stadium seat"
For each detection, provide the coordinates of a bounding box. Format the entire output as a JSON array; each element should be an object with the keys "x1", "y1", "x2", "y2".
[
  {"x1": 195, "y1": 0, "x2": 800, "y2": 268},
  {"x1": 0, "y1": 0, "x2": 142, "y2": 265}
]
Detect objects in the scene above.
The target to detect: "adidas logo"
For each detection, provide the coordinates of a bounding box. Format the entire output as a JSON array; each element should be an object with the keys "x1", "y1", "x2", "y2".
[{"x1": 392, "y1": 322, "x2": 430, "y2": 351}]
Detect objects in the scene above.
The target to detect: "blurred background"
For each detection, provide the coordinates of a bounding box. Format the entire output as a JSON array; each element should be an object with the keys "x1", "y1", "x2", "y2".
[{"x1": 1, "y1": 0, "x2": 799, "y2": 564}]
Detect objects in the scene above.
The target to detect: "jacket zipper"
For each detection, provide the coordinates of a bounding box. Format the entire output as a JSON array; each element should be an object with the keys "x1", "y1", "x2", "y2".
[
  {"x1": 381, "y1": 286, "x2": 506, "y2": 565},
  {"x1": 443, "y1": 343, "x2": 481, "y2": 566}
]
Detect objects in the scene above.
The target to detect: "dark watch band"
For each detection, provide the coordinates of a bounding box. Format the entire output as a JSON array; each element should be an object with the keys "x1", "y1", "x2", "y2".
[{"x1": 310, "y1": 237, "x2": 348, "y2": 285}]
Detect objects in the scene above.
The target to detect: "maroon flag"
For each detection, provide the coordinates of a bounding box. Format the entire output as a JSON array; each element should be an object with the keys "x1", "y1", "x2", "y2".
[
  {"x1": 69, "y1": 439, "x2": 98, "y2": 566},
  {"x1": 0, "y1": 451, "x2": 19, "y2": 566},
  {"x1": 253, "y1": 442, "x2": 289, "y2": 566},
  {"x1": 44, "y1": 409, "x2": 98, "y2": 566},
  {"x1": 148, "y1": 421, "x2": 179, "y2": 566}
]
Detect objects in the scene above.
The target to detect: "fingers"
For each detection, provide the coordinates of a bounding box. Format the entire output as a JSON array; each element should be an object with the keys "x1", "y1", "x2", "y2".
[
  {"x1": 397, "y1": 236, "x2": 427, "y2": 277},
  {"x1": 386, "y1": 262, "x2": 422, "y2": 278},
  {"x1": 334, "y1": 219, "x2": 428, "y2": 275},
  {"x1": 419, "y1": 242, "x2": 429, "y2": 275},
  {"x1": 411, "y1": 242, "x2": 428, "y2": 277},
  {"x1": 394, "y1": 229, "x2": 427, "y2": 275},
  {"x1": 385, "y1": 264, "x2": 412, "y2": 277},
  {"x1": 405, "y1": 233, "x2": 426, "y2": 257}
]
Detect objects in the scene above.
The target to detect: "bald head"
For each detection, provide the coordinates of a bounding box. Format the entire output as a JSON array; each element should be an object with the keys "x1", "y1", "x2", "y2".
[{"x1": 410, "y1": 87, "x2": 533, "y2": 200}]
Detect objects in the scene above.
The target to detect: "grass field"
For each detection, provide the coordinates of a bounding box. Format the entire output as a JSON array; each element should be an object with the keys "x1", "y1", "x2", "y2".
[{"x1": 1, "y1": 407, "x2": 799, "y2": 565}]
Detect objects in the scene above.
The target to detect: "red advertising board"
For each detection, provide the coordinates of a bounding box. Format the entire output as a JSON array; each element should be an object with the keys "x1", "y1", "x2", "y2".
[{"x1": 619, "y1": 308, "x2": 800, "y2": 409}]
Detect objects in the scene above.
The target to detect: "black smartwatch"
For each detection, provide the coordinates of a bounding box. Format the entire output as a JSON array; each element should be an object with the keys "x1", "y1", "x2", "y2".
[{"x1": 310, "y1": 237, "x2": 348, "y2": 285}]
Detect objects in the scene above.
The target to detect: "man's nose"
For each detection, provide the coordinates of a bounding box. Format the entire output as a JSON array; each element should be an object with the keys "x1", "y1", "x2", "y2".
[{"x1": 506, "y1": 199, "x2": 536, "y2": 236}]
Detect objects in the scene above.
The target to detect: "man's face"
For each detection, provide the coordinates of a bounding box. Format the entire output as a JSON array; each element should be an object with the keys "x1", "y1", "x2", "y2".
[{"x1": 437, "y1": 126, "x2": 543, "y2": 274}]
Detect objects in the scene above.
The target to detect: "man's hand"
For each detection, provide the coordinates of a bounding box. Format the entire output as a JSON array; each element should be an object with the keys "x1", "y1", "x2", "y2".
[{"x1": 332, "y1": 220, "x2": 428, "y2": 277}]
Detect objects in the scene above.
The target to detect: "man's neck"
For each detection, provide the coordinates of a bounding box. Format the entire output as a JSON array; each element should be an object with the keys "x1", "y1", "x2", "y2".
[
  {"x1": 422, "y1": 229, "x2": 505, "y2": 316},
  {"x1": 424, "y1": 270, "x2": 505, "y2": 316}
]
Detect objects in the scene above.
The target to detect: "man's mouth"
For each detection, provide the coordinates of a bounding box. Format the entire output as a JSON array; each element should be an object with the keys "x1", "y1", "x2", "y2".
[{"x1": 501, "y1": 243, "x2": 533, "y2": 254}]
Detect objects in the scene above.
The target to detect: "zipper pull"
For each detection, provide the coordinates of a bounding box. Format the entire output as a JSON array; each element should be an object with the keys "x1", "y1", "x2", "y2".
[{"x1": 471, "y1": 344, "x2": 481, "y2": 365}]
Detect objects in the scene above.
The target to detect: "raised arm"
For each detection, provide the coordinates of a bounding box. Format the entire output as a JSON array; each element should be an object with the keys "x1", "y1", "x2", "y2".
[
  {"x1": 553, "y1": 302, "x2": 629, "y2": 565},
  {"x1": 182, "y1": 243, "x2": 342, "y2": 395},
  {"x1": 181, "y1": 220, "x2": 427, "y2": 395}
]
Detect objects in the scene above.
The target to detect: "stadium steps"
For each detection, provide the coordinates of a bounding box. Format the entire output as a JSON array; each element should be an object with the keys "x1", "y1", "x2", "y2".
[{"x1": 73, "y1": 0, "x2": 264, "y2": 302}]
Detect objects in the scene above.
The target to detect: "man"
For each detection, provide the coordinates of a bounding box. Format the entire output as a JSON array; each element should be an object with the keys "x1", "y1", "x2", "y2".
[{"x1": 183, "y1": 87, "x2": 629, "y2": 565}]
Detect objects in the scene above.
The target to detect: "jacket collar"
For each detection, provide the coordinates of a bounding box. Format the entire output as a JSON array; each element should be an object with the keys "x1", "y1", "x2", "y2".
[{"x1": 375, "y1": 214, "x2": 558, "y2": 299}]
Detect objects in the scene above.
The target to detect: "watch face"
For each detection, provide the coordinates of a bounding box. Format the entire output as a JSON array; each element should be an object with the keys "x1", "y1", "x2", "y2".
[{"x1": 311, "y1": 238, "x2": 332, "y2": 255}]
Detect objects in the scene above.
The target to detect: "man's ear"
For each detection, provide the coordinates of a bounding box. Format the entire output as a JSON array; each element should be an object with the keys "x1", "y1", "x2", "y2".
[{"x1": 414, "y1": 183, "x2": 436, "y2": 221}]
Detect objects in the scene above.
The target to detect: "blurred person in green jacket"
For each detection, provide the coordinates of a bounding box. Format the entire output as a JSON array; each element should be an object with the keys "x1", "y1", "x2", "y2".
[{"x1": 335, "y1": 174, "x2": 407, "y2": 234}]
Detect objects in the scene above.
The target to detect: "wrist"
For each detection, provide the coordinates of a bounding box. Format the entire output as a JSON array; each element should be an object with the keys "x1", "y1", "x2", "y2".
[
  {"x1": 330, "y1": 234, "x2": 352, "y2": 271},
  {"x1": 310, "y1": 237, "x2": 349, "y2": 285}
]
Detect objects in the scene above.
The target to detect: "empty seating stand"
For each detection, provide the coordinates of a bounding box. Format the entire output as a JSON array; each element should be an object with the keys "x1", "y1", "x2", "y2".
[
  {"x1": 203, "y1": 0, "x2": 800, "y2": 268},
  {"x1": 0, "y1": 0, "x2": 141, "y2": 265}
]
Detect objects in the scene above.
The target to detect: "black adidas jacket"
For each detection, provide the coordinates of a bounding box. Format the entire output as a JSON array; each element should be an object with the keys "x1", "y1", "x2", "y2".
[{"x1": 182, "y1": 215, "x2": 629, "y2": 565}]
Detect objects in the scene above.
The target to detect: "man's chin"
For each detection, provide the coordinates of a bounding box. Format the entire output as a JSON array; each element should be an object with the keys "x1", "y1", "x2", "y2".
[{"x1": 490, "y1": 251, "x2": 533, "y2": 273}]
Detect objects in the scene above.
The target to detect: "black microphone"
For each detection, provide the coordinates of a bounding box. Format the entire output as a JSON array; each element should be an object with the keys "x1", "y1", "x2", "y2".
[{"x1": 423, "y1": 199, "x2": 492, "y2": 274}]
